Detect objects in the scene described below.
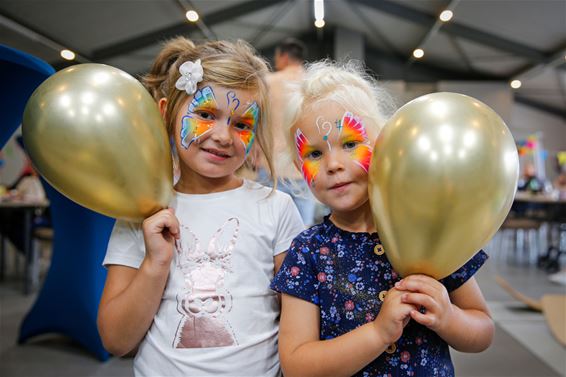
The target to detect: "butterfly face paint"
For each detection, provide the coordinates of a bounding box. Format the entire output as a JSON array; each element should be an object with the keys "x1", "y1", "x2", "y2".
[
  {"x1": 235, "y1": 102, "x2": 259, "y2": 155},
  {"x1": 339, "y1": 112, "x2": 372, "y2": 172},
  {"x1": 180, "y1": 86, "x2": 217, "y2": 149},
  {"x1": 295, "y1": 128, "x2": 320, "y2": 186}
]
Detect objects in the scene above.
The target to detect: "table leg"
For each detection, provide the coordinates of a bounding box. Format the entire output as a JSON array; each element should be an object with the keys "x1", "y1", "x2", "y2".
[
  {"x1": 0, "y1": 233, "x2": 5, "y2": 281},
  {"x1": 23, "y1": 209, "x2": 34, "y2": 295}
]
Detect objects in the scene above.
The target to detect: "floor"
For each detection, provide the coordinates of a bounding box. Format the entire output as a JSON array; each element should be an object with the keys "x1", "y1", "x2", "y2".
[{"x1": 0, "y1": 231, "x2": 565, "y2": 377}]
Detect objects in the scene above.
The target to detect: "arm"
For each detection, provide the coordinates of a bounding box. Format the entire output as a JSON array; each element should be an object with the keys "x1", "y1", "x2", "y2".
[
  {"x1": 274, "y1": 251, "x2": 287, "y2": 275},
  {"x1": 279, "y1": 289, "x2": 415, "y2": 377},
  {"x1": 97, "y1": 209, "x2": 180, "y2": 356},
  {"x1": 397, "y1": 275, "x2": 494, "y2": 353}
]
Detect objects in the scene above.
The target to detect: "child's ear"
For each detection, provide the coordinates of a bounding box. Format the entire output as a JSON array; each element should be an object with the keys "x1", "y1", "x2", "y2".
[{"x1": 158, "y1": 97, "x2": 167, "y2": 118}]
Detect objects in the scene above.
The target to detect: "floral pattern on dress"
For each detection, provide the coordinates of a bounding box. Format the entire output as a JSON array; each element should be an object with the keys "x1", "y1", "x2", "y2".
[{"x1": 271, "y1": 216, "x2": 488, "y2": 377}]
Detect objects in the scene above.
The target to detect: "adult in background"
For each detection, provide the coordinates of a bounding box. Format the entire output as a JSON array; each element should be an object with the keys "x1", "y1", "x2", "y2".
[{"x1": 265, "y1": 38, "x2": 317, "y2": 226}]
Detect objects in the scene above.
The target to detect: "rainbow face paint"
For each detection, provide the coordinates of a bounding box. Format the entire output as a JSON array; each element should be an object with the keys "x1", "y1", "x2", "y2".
[
  {"x1": 295, "y1": 128, "x2": 320, "y2": 186},
  {"x1": 180, "y1": 86, "x2": 217, "y2": 149},
  {"x1": 235, "y1": 102, "x2": 259, "y2": 155},
  {"x1": 339, "y1": 112, "x2": 372, "y2": 172}
]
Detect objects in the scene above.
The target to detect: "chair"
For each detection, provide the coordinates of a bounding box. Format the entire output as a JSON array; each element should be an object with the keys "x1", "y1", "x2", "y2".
[{"x1": 497, "y1": 210, "x2": 542, "y2": 265}]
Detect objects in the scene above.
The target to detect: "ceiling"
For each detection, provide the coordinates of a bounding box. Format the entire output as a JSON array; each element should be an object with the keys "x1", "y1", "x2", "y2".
[{"x1": 1, "y1": 0, "x2": 565, "y2": 118}]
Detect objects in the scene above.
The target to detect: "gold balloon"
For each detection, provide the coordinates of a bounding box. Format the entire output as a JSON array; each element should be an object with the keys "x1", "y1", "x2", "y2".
[
  {"x1": 368, "y1": 92, "x2": 519, "y2": 279},
  {"x1": 23, "y1": 64, "x2": 173, "y2": 220}
]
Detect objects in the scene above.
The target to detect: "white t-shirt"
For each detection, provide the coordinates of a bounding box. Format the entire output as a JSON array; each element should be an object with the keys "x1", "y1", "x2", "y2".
[{"x1": 103, "y1": 180, "x2": 304, "y2": 377}]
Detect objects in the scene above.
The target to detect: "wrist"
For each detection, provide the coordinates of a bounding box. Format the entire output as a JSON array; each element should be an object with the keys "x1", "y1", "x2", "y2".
[
  {"x1": 369, "y1": 320, "x2": 389, "y2": 351},
  {"x1": 141, "y1": 256, "x2": 171, "y2": 278},
  {"x1": 436, "y1": 303, "x2": 457, "y2": 336}
]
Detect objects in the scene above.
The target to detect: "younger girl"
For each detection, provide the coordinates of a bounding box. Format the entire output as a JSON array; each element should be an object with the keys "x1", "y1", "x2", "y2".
[
  {"x1": 98, "y1": 38, "x2": 304, "y2": 376},
  {"x1": 271, "y1": 61, "x2": 494, "y2": 377}
]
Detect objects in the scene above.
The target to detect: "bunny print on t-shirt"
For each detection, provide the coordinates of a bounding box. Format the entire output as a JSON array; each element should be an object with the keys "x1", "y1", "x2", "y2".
[{"x1": 173, "y1": 217, "x2": 239, "y2": 348}]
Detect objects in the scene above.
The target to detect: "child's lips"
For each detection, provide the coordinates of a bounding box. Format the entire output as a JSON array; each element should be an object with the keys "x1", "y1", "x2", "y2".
[
  {"x1": 202, "y1": 147, "x2": 231, "y2": 159},
  {"x1": 329, "y1": 182, "x2": 352, "y2": 190}
]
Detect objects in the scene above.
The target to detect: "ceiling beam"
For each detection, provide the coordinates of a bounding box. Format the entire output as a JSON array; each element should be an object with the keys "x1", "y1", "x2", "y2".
[
  {"x1": 173, "y1": 0, "x2": 217, "y2": 40},
  {"x1": 0, "y1": 11, "x2": 89, "y2": 63},
  {"x1": 250, "y1": 0, "x2": 295, "y2": 46},
  {"x1": 511, "y1": 43, "x2": 566, "y2": 79},
  {"x1": 351, "y1": 0, "x2": 547, "y2": 63},
  {"x1": 515, "y1": 96, "x2": 566, "y2": 119},
  {"x1": 92, "y1": 0, "x2": 287, "y2": 61},
  {"x1": 407, "y1": 0, "x2": 460, "y2": 64},
  {"x1": 365, "y1": 46, "x2": 505, "y2": 82}
]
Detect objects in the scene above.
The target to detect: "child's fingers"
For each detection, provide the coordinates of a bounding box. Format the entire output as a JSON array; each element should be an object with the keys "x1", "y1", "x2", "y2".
[
  {"x1": 409, "y1": 309, "x2": 435, "y2": 327},
  {"x1": 162, "y1": 210, "x2": 180, "y2": 239},
  {"x1": 395, "y1": 275, "x2": 442, "y2": 296},
  {"x1": 144, "y1": 209, "x2": 180, "y2": 238},
  {"x1": 401, "y1": 292, "x2": 437, "y2": 312}
]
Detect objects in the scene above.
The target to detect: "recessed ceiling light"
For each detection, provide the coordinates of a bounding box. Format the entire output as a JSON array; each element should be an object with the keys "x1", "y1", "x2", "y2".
[
  {"x1": 60, "y1": 49, "x2": 75, "y2": 60},
  {"x1": 314, "y1": 19, "x2": 325, "y2": 28},
  {"x1": 510, "y1": 80, "x2": 522, "y2": 89},
  {"x1": 186, "y1": 10, "x2": 199, "y2": 22},
  {"x1": 413, "y1": 48, "x2": 424, "y2": 59},
  {"x1": 439, "y1": 10, "x2": 453, "y2": 22}
]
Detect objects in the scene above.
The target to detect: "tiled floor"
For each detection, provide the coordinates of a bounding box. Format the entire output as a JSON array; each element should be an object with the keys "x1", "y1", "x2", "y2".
[{"x1": 0, "y1": 236, "x2": 565, "y2": 377}]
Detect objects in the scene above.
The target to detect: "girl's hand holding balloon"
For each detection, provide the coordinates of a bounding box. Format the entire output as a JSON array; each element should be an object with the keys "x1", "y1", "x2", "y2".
[
  {"x1": 395, "y1": 275, "x2": 453, "y2": 334},
  {"x1": 142, "y1": 208, "x2": 180, "y2": 271},
  {"x1": 373, "y1": 287, "x2": 417, "y2": 346}
]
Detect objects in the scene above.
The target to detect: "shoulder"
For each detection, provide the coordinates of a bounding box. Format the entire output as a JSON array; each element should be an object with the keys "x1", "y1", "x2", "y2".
[
  {"x1": 290, "y1": 222, "x2": 327, "y2": 248},
  {"x1": 243, "y1": 180, "x2": 294, "y2": 205}
]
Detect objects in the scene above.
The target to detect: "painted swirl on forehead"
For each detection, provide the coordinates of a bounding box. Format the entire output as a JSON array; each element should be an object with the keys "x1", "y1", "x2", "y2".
[
  {"x1": 340, "y1": 111, "x2": 372, "y2": 172},
  {"x1": 295, "y1": 128, "x2": 320, "y2": 187},
  {"x1": 236, "y1": 102, "x2": 260, "y2": 155},
  {"x1": 315, "y1": 116, "x2": 334, "y2": 151},
  {"x1": 180, "y1": 86, "x2": 217, "y2": 149},
  {"x1": 226, "y1": 91, "x2": 240, "y2": 126}
]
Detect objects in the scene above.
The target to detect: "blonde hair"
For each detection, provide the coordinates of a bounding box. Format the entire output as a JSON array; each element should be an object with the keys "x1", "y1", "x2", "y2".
[
  {"x1": 142, "y1": 37, "x2": 275, "y2": 186},
  {"x1": 282, "y1": 60, "x2": 394, "y2": 159}
]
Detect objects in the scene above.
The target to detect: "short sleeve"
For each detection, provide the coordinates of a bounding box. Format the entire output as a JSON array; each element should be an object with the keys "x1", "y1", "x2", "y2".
[
  {"x1": 272, "y1": 194, "x2": 305, "y2": 256},
  {"x1": 440, "y1": 250, "x2": 488, "y2": 292},
  {"x1": 270, "y1": 234, "x2": 320, "y2": 306},
  {"x1": 102, "y1": 219, "x2": 146, "y2": 268}
]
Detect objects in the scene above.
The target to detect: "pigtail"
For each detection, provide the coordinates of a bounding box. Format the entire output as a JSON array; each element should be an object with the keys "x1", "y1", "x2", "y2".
[{"x1": 142, "y1": 37, "x2": 196, "y2": 101}]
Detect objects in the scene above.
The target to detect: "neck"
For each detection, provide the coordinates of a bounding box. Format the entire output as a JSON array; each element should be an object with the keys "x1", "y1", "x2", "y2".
[
  {"x1": 175, "y1": 169, "x2": 243, "y2": 194},
  {"x1": 329, "y1": 200, "x2": 376, "y2": 233}
]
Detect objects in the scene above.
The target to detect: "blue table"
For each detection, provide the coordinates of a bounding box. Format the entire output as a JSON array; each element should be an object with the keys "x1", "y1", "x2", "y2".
[{"x1": 1, "y1": 44, "x2": 115, "y2": 361}]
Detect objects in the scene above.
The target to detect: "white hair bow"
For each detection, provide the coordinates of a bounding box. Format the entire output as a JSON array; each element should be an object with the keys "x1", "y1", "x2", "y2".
[{"x1": 175, "y1": 59, "x2": 204, "y2": 95}]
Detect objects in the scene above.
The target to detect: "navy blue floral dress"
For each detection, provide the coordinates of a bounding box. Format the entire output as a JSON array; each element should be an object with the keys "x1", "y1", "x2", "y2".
[{"x1": 271, "y1": 216, "x2": 488, "y2": 377}]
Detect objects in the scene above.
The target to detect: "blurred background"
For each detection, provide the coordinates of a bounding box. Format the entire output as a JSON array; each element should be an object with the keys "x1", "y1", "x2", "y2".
[{"x1": 1, "y1": 1, "x2": 565, "y2": 376}]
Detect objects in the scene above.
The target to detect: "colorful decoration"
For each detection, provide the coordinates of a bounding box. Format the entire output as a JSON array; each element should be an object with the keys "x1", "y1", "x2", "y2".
[
  {"x1": 181, "y1": 86, "x2": 217, "y2": 149},
  {"x1": 339, "y1": 112, "x2": 372, "y2": 172},
  {"x1": 295, "y1": 128, "x2": 320, "y2": 186}
]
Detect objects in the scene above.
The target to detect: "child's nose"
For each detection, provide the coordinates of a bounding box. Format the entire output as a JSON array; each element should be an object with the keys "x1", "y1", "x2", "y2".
[
  {"x1": 326, "y1": 151, "x2": 345, "y2": 174},
  {"x1": 210, "y1": 122, "x2": 232, "y2": 145}
]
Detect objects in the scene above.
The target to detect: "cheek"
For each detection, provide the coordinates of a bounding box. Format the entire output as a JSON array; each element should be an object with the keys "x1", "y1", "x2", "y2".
[
  {"x1": 236, "y1": 130, "x2": 255, "y2": 155},
  {"x1": 300, "y1": 160, "x2": 321, "y2": 187},
  {"x1": 180, "y1": 116, "x2": 215, "y2": 149},
  {"x1": 349, "y1": 145, "x2": 373, "y2": 173}
]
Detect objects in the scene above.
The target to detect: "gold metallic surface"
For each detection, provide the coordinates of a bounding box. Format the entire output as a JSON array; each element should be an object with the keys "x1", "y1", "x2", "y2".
[
  {"x1": 369, "y1": 92, "x2": 519, "y2": 279},
  {"x1": 23, "y1": 64, "x2": 173, "y2": 220}
]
